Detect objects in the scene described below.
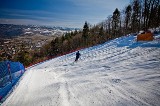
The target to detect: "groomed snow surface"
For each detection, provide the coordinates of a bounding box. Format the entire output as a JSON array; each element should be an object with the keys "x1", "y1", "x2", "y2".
[{"x1": 2, "y1": 34, "x2": 160, "y2": 106}]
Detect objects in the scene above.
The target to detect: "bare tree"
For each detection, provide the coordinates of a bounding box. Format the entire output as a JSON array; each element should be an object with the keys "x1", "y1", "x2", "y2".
[{"x1": 124, "y1": 5, "x2": 132, "y2": 34}]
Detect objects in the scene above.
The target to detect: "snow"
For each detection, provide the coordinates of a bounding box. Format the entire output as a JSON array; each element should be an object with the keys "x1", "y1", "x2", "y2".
[{"x1": 2, "y1": 34, "x2": 160, "y2": 106}]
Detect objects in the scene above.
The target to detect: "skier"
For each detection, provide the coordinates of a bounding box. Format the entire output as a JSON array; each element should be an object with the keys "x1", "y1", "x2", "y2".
[{"x1": 75, "y1": 51, "x2": 81, "y2": 62}]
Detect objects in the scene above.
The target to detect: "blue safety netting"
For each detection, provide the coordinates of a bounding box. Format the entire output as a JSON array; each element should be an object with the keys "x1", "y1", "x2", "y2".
[{"x1": 0, "y1": 60, "x2": 25, "y2": 102}]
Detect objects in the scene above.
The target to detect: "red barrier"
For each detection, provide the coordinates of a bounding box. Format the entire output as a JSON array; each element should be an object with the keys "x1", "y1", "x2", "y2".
[{"x1": 25, "y1": 47, "x2": 85, "y2": 68}]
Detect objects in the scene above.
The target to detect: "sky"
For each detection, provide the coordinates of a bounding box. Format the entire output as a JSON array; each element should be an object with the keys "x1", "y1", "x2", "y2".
[{"x1": 0, "y1": 0, "x2": 130, "y2": 28}]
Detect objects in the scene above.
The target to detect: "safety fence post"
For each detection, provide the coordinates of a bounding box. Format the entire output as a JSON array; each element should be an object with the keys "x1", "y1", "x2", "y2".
[{"x1": 7, "y1": 62, "x2": 12, "y2": 83}]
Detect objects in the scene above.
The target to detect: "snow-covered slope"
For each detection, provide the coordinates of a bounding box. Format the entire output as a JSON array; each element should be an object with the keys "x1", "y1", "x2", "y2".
[{"x1": 2, "y1": 34, "x2": 160, "y2": 106}]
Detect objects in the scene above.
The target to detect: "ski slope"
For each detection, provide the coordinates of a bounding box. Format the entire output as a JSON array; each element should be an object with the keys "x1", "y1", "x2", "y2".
[{"x1": 2, "y1": 34, "x2": 160, "y2": 106}]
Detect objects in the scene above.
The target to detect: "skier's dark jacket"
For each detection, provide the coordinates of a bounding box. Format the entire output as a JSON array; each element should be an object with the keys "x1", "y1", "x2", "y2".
[{"x1": 75, "y1": 51, "x2": 80, "y2": 61}]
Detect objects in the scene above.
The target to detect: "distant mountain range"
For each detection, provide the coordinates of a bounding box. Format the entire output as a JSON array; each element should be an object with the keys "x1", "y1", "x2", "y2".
[{"x1": 0, "y1": 24, "x2": 80, "y2": 38}]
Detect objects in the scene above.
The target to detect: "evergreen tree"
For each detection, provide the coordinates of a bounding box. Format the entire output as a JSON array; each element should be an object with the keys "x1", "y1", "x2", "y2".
[
  {"x1": 82, "y1": 21, "x2": 89, "y2": 39},
  {"x1": 99, "y1": 26, "x2": 104, "y2": 36},
  {"x1": 74, "y1": 29, "x2": 78, "y2": 35},
  {"x1": 112, "y1": 8, "x2": 120, "y2": 38},
  {"x1": 50, "y1": 37, "x2": 61, "y2": 55},
  {"x1": 82, "y1": 21, "x2": 89, "y2": 45}
]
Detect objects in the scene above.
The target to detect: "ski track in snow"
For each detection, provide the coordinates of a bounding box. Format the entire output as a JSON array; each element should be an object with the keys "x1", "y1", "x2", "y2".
[{"x1": 2, "y1": 35, "x2": 160, "y2": 106}]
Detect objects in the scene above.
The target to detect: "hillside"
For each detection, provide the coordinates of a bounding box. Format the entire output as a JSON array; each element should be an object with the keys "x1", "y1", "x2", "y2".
[{"x1": 2, "y1": 34, "x2": 160, "y2": 106}]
